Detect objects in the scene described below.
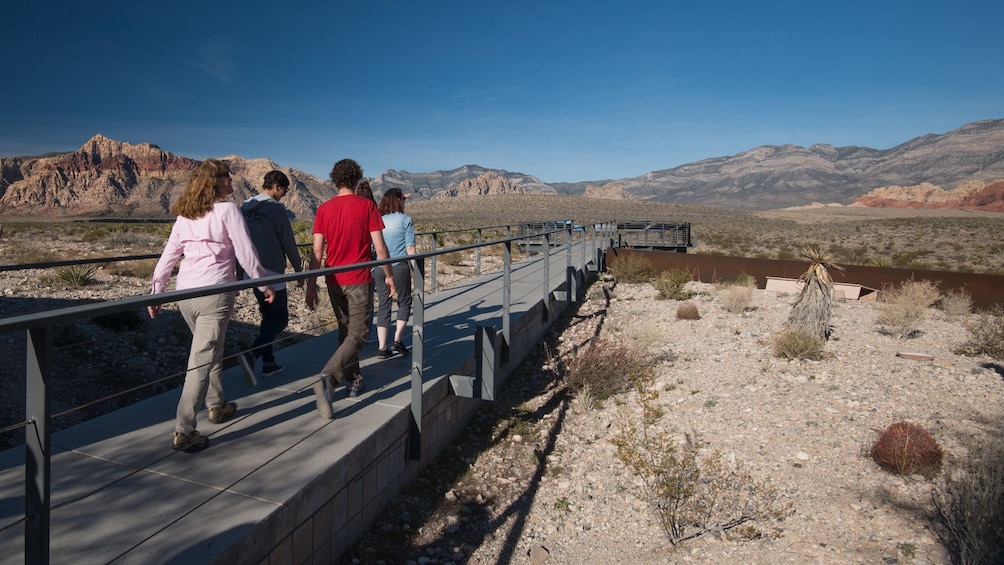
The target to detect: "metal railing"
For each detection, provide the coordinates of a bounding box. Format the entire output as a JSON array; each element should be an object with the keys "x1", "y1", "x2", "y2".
[{"x1": 0, "y1": 220, "x2": 615, "y2": 564}]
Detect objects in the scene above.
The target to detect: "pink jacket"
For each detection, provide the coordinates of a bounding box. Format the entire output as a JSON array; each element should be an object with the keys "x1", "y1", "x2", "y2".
[{"x1": 151, "y1": 202, "x2": 270, "y2": 294}]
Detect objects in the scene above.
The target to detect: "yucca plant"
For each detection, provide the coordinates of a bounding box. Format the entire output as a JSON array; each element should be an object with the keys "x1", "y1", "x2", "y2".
[{"x1": 788, "y1": 247, "x2": 843, "y2": 340}]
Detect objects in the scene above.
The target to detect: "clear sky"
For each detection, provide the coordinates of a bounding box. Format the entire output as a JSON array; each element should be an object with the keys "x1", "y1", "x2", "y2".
[{"x1": 2, "y1": 1, "x2": 1001, "y2": 184}]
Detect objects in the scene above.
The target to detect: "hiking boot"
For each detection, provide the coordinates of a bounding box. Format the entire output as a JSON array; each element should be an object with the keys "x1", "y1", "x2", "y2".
[
  {"x1": 208, "y1": 402, "x2": 237, "y2": 424},
  {"x1": 313, "y1": 373, "x2": 334, "y2": 419},
  {"x1": 173, "y1": 431, "x2": 209, "y2": 452},
  {"x1": 376, "y1": 348, "x2": 393, "y2": 359},
  {"x1": 347, "y1": 378, "x2": 366, "y2": 398},
  {"x1": 236, "y1": 353, "x2": 257, "y2": 387},
  {"x1": 261, "y1": 361, "x2": 284, "y2": 377},
  {"x1": 392, "y1": 341, "x2": 409, "y2": 356}
]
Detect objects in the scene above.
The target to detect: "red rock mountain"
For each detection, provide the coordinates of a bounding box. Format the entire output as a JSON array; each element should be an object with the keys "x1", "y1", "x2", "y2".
[
  {"x1": 0, "y1": 134, "x2": 336, "y2": 219},
  {"x1": 852, "y1": 180, "x2": 1004, "y2": 212}
]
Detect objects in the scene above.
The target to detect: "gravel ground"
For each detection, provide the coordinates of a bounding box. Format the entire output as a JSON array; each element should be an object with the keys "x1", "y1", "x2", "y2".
[{"x1": 343, "y1": 276, "x2": 1003, "y2": 565}]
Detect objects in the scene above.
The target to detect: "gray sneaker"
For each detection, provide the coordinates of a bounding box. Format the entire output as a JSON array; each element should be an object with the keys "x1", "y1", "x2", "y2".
[{"x1": 313, "y1": 373, "x2": 334, "y2": 419}]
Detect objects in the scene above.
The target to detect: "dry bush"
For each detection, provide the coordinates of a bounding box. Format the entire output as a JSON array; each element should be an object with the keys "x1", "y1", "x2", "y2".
[
  {"x1": 877, "y1": 279, "x2": 942, "y2": 339},
  {"x1": 870, "y1": 421, "x2": 943, "y2": 479},
  {"x1": 564, "y1": 338, "x2": 645, "y2": 403},
  {"x1": 614, "y1": 376, "x2": 791, "y2": 545},
  {"x1": 933, "y1": 429, "x2": 1004, "y2": 565},
  {"x1": 607, "y1": 253, "x2": 654, "y2": 283},
  {"x1": 652, "y1": 268, "x2": 693, "y2": 300},
  {"x1": 722, "y1": 282, "x2": 754, "y2": 314},
  {"x1": 105, "y1": 258, "x2": 158, "y2": 279},
  {"x1": 938, "y1": 287, "x2": 972, "y2": 320},
  {"x1": 953, "y1": 305, "x2": 1004, "y2": 361},
  {"x1": 439, "y1": 251, "x2": 465, "y2": 267},
  {"x1": 676, "y1": 302, "x2": 700, "y2": 320},
  {"x1": 771, "y1": 326, "x2": 824, "y2": 360}
]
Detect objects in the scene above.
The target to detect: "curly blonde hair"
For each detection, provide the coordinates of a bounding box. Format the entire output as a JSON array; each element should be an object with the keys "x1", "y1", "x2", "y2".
[{"x1": 170, "y1": 159, "x2": 230, "y2": 219}]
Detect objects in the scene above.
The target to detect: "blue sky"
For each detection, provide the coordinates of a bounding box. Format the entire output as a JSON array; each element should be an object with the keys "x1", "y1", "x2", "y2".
[{"x1": 2, "y1": 1, "x2": 1002, "y2": 184}]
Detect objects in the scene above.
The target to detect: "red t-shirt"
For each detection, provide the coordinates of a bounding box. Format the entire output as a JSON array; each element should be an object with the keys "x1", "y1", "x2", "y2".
[{"x1": 313, "y1": 194, "x2": 385, "y2": 286}]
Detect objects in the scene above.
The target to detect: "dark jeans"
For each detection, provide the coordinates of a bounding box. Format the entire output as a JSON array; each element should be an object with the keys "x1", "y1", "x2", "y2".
[
  {"x1": 251, "y1": 287, "x2": 288, "y2": 364},
  {"x1": 320, "y1": 282, "x2": 373, "y2": 383},
  {"x1": 374, "y1": 262, "x2": 413, "y2": 328}
]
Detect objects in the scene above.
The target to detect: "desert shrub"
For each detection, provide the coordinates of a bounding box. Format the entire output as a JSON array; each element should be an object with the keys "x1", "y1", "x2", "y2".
[
  {"x1": 722, "y1": 282, "x2": 754, "y2": 314},
  {"x1": 105, "y1": 258, "x2": 158, "y2": 279},
  {"x1": 953, "y1": 305, "x2": 1004, "y2": 361},
  {"x1": 870, "y1": 421, "x2": 943, "y2": 479},
  {"x1": 652, "y1": 268, "x2": 693, "y2": 300},
  {"x1": 79, "y1": 227, "x2": 108, "y2": 242},
  {"x1": 2, "y1": 242, "x2": 59, "y2": 265},
  {"x1": 933, "y1": 433, "x2": 1004, "y2": 565},
  {"x1": 614, "y1": 376, "x2": 791, "y2": 545},
  {"x1": 440, "y1": 251, "x2": 465, "y2": 267},
  {"x1": 608, "y1": 253, "x2": 654, "y2": 283},
  {"x1": 564, "y1": 338, "x2": 646, "y2": 403},
  {"x1": 55, "y1": 264, "x2": 99, "y2": 286},
  {"x1": 877, "y1": 279, "x2": 942, "y2": 339},
  {"x1": 938, "y1": 288, "x2": 972, "y2": 320},
  {"x1": 772, "y1": 326, "x2": 824, "y2": 360},
  {"x1": 676, "y1": 301, "x2": 700, "y2": 320}
]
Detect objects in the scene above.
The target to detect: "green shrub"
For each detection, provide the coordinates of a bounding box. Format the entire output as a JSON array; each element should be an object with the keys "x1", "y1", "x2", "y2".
[
  {"x1": 676, "y1": 301, "x2": 700, "y2": 320},
  {"x1": 870, "y1": 421, "x2": 943, "y2": 479},
  {"x1": 953, "y1": 305, "x2": 1004, "y2": 361},
  {"x1": 55, "y1": 264, "x2": 99, "y2": 286},
  {"x1": 652, "y1": 268, "x2": 693, "y2": 300},
  {"x1": 877, "y1": 279, "x2": 941, "y2": 339},
  {"x1": 608, "y1": 253, "x2": 654, "y2": 283},
  {"x1": 772, "y1": 326, "x2": 824, "y2": 360},
  {"x1": 934, "y1": 430, "x2": 1004, "y2": 565}
]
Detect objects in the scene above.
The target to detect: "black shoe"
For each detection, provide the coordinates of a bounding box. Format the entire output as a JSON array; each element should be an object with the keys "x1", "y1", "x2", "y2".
[
  {"x1": 347, "y1": 378, "x2": 366, "y2": 398},
  {"x1": 377, "y1": 348, "x2": 393, "y2": 359},
  {"x1": 392, "y1": 341, "x2": 409, "y2": 355},
  {"x1": 261, "y1": 361, "x2": 284, "y2": 377}
]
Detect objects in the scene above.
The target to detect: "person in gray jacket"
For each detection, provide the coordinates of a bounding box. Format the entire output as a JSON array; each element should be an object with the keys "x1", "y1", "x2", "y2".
[{"x1": 238, "y1": 170, "x2": 304, "y2": 379}]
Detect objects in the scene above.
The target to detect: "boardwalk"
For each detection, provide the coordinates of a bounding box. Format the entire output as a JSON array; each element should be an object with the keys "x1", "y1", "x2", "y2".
[{"x1": 0, "y1": 240, "x2": 599, "y2": 564}]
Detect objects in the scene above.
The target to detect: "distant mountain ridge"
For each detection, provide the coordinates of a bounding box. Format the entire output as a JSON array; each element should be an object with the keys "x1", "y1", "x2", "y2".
[{"x1": 2, "y1": 119, "x2": 1003, "y2": 218}]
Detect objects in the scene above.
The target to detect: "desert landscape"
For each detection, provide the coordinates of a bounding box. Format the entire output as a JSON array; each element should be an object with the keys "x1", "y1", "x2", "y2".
[{"x1": 0, "y1": 199, "x2": 1002, "y2": 564}]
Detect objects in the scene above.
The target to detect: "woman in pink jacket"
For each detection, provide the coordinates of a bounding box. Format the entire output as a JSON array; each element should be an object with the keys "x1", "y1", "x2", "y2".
[{"x1": 149, "y1": 159, "x2": 275, "y2": 452}]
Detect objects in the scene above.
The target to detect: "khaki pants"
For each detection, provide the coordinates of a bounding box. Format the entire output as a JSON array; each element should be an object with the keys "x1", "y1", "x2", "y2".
[{"x1": 175, "y1": 292, "x2": 235, "y2": 434}]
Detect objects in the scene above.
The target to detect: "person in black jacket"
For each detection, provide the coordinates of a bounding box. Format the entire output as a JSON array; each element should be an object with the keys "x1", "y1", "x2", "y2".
[{"x1": 238, "y1": 170, "x2": 304, "y2": 379}]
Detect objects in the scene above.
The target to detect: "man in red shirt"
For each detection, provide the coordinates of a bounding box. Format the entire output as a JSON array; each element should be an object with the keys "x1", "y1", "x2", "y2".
[{"x1": 306, "y1": 159, "x2": 395, "y2": 418}]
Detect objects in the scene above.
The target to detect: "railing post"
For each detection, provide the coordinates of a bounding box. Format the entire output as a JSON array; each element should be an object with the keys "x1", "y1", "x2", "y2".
[
  {"x1": 542, "y1": 232, "x2": 550, "y2": 323},
  {"x1": 475, "y1": 228, "x2": 482, "y2": 276},
  {"x1": 429, "y1": 234, "x2": 438, "y2": 294},
  {"x1": 409, "y1": 257, "x2": 425, "y2": 460},
  {"x1": 502, "y1": 239, "x2": 511, "y2": 365},
  {"x1": 565, "y1": 224, "x2": 575, "y2": 302},
  {"x1": 25, "y1": 326, "x2": 52, "y2": 565}
]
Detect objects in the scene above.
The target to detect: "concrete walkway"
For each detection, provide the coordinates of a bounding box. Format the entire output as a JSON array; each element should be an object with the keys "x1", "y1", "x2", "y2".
[{"x1": 0, "y1": 242, "x2": 598, "y2": 564}]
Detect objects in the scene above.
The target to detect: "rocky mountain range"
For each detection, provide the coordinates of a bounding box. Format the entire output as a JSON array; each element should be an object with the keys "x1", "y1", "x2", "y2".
[{"x1": 1, "y1": 118, "x2": 1003, "y2": 219}]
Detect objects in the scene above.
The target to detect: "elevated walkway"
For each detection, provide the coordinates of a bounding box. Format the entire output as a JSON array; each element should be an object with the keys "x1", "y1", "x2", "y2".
[{"x1": 0, "y1": 241, "x2": 601, "y2": 564}]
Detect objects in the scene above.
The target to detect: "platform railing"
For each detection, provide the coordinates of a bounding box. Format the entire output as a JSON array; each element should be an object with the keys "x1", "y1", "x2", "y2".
[{"x1": 0, "y1": 220, "x2": 615, "y2": 564}]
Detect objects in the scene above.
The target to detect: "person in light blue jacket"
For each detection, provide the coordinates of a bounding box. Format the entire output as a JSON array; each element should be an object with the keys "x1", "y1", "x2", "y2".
[{"x1": 374, "y1": 188, "x2": 416, "y2": 359}]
